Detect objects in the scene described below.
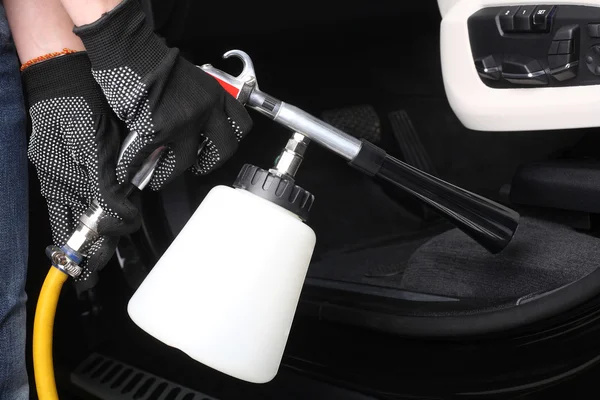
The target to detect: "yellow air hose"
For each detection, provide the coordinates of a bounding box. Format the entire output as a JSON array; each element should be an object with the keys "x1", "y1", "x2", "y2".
[
  {"x1": 31, "y1": 144, "x2": 166, "y2": 400},
  {"x1": 33, "y1": 267, "x2": 67, "y2": 400}
]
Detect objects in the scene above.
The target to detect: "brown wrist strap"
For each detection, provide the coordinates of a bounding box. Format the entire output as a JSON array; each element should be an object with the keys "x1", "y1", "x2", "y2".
[{"x1": 20, "y1": 48, "x2": 80, "y2": 72}]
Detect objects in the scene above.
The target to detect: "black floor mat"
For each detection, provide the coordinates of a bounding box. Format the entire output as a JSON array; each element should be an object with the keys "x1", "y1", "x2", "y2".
[
  {"x1": 403, "y1": 216, "x2": 600, "y2": 300},
  {"x1": 71, "y1": 353, "x2": 216, "y2": 400},
  {"x1": 307, "y1": 236, "x2": 437, "y2": 289},
  {"x1": 300, "y1": 143, "x2": 440, "y2": 261}
]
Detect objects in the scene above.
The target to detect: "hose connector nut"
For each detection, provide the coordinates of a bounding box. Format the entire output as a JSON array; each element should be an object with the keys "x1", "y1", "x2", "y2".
[{"x1": 46, "y1": 245, "x2": 82, "y2": 278}]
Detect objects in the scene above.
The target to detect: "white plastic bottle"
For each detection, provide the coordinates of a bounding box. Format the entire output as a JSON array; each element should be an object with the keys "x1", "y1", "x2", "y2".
[{"x1": 127, "y1": 165, "x2": 316, "y2": 383}]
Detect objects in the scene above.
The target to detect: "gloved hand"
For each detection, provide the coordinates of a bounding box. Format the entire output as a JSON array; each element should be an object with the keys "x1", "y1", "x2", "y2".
[
  {"x1": 23, "y1": 52, "x2": 139, "y2": 292},
  {"x1": 73, "y1": 0, "x2": 253, "y2": 191}
]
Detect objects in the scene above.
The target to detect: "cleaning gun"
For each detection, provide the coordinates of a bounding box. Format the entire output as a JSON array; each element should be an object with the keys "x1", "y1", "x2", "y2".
[
  {"x1": 200, "y1": 50, "x2": 520, "y2": 254},
  {"x1": 33, "y1": 51, "x2": 522, "y2": 399}
]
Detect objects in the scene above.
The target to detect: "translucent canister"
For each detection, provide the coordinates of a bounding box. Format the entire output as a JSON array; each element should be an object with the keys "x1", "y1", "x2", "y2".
[{"x1": 127, "y1": 184, "x2": 316, "y2": 383}]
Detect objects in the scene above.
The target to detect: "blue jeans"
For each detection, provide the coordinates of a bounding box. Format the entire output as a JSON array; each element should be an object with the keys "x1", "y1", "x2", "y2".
[{"x1": 0, "y1": 4, "x2": 29, "y2": 400}]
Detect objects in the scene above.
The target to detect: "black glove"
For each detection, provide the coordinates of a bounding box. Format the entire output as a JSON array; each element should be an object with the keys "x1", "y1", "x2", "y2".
[
  {"x1": 24, "y1": 52, "x2": 139, "y2": 292},
  {"x1": 74, "y1": 0, "x2": 253, "y2": 191}
]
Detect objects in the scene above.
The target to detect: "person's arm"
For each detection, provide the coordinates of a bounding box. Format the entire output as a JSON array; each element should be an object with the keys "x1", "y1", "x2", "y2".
[
  {"x1": 59, "y1": 0, "x2": 122, "y2": 26},
  {"x1": 4, "y1": 0, "x2": 84, "y2": 63}
]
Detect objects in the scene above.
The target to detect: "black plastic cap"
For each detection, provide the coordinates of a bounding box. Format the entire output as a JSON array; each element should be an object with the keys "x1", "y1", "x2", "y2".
[{"x1": 233, "y1": 164, "x2": 314, "y2": 221}]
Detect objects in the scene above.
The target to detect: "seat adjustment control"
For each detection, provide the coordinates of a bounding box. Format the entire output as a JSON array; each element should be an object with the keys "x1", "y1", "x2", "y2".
[
  {"x1": 553, "y1": 24, "x2": 579, "y2": 41},
  {"x1": 469, "y1": 5, "x2": 600, "y2": 88},
  {"x1": 498, "y1": 7, "x2": 521, "y2": 32},
  {"x1": 549, "y1": 54, "x2": 579, "y2": 81},
  {"x1": 475, "y1": 55, "x2": 501, "y2": 80},
  {"x1": 547, "y1": 25, "x2": 579, "y2": 81},
  {"x1": 514, "y1": 6, "x2": 536, "y2": 32},
  {"x1": 532, "y1": 5, "x2": 556, "y2": 32},
  {"x1": 588, "y1": 23, "x2": 600, "y2": 38},
  {"x1": 498, "y1": 5, "x2": 555, "y2": 33},
  {"x1": 549, "y1": 54, "x2": 577, "y2": 69},
  {"x1": 501, "y1": 55, "x2": 548, "y2": 85},
  {"x1": 585, "y1": 45, "x2": 600, "y2": 75},
  {"x1": 557, "y1": 40, "x2": 573, "y2": 54}
]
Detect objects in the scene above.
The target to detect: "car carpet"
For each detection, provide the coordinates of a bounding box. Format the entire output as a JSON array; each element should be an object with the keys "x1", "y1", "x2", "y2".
[
  {"x1": 299, "y1": 143, "x2": 440, "y2": 265},
  {"x1": 402, "y1": 216, "x2": 600, "y2": 300}
]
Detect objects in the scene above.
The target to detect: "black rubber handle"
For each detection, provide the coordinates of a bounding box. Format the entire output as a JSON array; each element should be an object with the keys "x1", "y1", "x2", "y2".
[{"x1": 350, "y1": 141, "x2": 519, "y2": 254}]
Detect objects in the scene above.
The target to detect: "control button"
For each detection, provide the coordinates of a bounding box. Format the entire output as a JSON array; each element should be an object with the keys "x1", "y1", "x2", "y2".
[
  {"x1": 550, "y1": 25, "x2": 580, "y2": 81},
  {"x1": 548, "y1": 54, "x2": 577, "y2": 70},
  {"x1": 548, "y1": 53, "x2": 578, "y2": 82},
  {"x1": 498, "y1": 6, "x2": 521, "y2": 32},
  {"x1": 514, "y1": 6, "x2": 536, "y2": 32},
  {"x1": 532, "y1": 5, "x2": 556, "y2": 32},
  {"x1": 548, "y1": 41, "x2": 559, "y2": 55},
  {"x1": 474, "y1": 55, "x2": 501, "y2": 80},
  {"x1": 553, "y1": 24, "x2": 580, "y2": 41},
  {"x1": 586, "y1": 45, "x2": 600, "y2": 76},
  {"x1": 557, "y1": 40, "x2": 573, "y2": 55},
  {"x1": 550, "y1": 62, "x2": 579, "y2": 81},
  {"x1": 588, "y1": 23, "x2": 600, "y2": 38},
  {"x1": 501, "y1": 55, "x2": 548, "y2": 85},
  {"x1": 502, "y1": 55, "x2": 544, "y2": 75}
]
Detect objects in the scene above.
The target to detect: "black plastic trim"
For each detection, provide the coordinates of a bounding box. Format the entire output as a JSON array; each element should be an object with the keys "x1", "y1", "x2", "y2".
[
  {"x1": 300, "y1": 267, "x2": 600, "y2": 337},
  {"x1": 304, "y1": 277, "x2": 460, "y2": 302}
]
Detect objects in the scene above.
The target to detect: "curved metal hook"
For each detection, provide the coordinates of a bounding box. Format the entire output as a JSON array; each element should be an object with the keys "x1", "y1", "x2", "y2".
[{"x1": 223, "y1": 50, "x2": 257, "y2": 84}]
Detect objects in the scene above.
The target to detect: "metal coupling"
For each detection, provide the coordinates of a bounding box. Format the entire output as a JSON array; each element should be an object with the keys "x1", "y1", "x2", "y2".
[
  {"x1": 47, "y1": 199, "x2": 107, "y2": 279},
  {"x1": 46, "y1": 245, "x2": 82, "y2": 278},
  {"x1": 271, "y1": 132, "x2": 310, "y2": 179},
  {"x1": 66, "y1": 199, "x2": 105, "y2": 254}
]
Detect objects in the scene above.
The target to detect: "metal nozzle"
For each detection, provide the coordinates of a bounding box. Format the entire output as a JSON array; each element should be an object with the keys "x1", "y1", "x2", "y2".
[
  {"x1": 271, "y1": 132, "x2": 310, "y2": 179},
  {"x1": 65, "y1": 199, "x2": 104, "y2": 253}
]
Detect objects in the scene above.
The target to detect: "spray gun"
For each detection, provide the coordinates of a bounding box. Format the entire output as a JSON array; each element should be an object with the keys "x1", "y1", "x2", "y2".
[
  {"x1": 200, "y1": 50, "x2": 520, "y2": 254},
  {"x1": 33, "y1": 51, "x2": 522, "y2": 398}
]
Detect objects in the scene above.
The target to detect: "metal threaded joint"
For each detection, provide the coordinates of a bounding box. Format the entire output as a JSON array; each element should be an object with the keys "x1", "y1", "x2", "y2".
[{"x1": 271, "y1": 132, "x2": 310, "y2": 179}]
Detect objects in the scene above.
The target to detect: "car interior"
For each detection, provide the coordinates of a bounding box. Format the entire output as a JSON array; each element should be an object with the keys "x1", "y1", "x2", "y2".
[{"x1": 26, "y1": 0, "x2": 600, "y2": 399}]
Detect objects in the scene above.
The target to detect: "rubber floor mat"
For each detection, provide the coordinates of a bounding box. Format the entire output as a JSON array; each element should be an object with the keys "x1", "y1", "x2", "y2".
[
  {"x1": 71, "y1": 353, "x2": 216, "y2": 400},
  {"x1": 307, "y1": 228, "x2": 449, "y2": 289},
  {"x1": 321, "y1": 104, "x2": 381, "y2": 143}
]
